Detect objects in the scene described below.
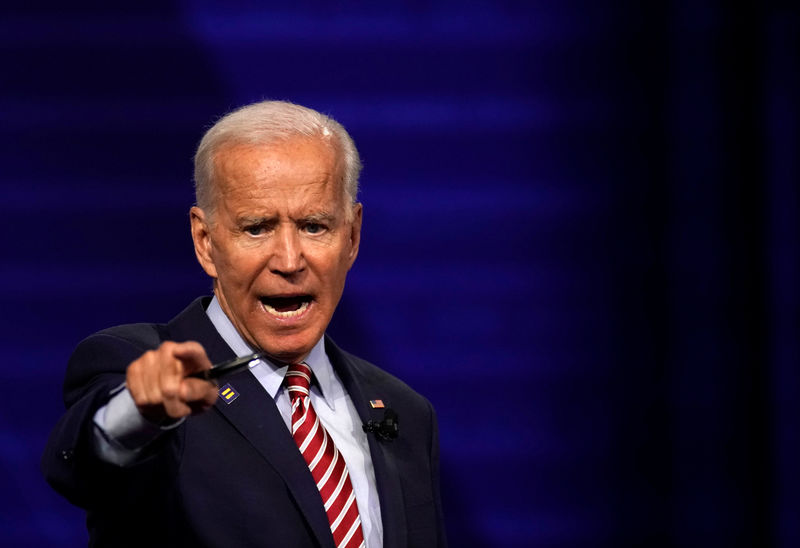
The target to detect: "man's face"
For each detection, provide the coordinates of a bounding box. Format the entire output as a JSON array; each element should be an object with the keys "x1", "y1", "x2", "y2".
[{"x1": 190, "y1": 136, "x2": 361, "y2": 364}]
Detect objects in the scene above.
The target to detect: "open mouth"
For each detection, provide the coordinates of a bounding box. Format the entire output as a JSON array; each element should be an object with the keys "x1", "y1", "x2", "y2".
[{"x1": 260, "y1": 295, "x2": 313, "y2": 318}]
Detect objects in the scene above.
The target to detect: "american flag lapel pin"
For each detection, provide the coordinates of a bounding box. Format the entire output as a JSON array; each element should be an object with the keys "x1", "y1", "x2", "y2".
[{"x1": 369, "y1": 399, "x2": 385, "y2": 409}]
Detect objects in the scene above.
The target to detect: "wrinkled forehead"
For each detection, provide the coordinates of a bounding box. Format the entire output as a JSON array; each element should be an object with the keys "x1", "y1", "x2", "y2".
[{"x1": 209, "y1": 136, "x2": 347, "y2": 210}]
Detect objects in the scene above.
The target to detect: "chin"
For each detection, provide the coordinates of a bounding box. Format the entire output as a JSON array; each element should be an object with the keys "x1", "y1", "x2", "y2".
[{"x1": 258, "y1": 334, "x2": 318, "y2": 364}]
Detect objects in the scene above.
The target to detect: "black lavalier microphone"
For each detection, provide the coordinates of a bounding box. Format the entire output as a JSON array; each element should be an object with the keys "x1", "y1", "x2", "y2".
[{"x1": 362, "y1": 408, "x2": 399, "y2": 442}]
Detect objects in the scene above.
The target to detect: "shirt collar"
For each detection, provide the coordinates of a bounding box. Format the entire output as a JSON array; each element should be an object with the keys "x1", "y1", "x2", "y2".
[{"x1": 205, "y1": 296, "x2": 336, "y2": 411}]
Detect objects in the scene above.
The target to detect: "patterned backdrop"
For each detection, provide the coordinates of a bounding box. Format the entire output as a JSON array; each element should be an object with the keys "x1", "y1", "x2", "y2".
[{"x1": 1, "y1": 2, "x2": 798, "y2": 547}]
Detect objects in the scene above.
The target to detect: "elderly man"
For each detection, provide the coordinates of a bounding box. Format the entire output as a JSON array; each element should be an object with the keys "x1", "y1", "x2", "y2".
[{"x1": 42, "y1": 101, "x2": 446, "y2": 548}]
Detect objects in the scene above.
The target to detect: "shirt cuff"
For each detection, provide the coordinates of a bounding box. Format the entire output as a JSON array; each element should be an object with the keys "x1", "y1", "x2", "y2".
[{"x1": 92, "y1": 385, "x2": 184, "y2": 466}]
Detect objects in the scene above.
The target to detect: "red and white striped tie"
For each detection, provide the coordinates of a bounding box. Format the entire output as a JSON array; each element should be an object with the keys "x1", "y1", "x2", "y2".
[{"x1": 285, "y1": 363, "x2": 366, "y2": 548}]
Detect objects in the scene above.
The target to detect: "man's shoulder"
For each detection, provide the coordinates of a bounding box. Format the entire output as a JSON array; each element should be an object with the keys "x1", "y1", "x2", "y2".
[
  {"x1": 64, "y1": 323, "x2": 169, "y2": 392},
  {"x1": 76, "y1": 297, "x2": 211, "y2": 353},
  {"x1": 85, "y1": 322, "x2": 168, "y2": 351},
  {"x1": 326, "y1": 338, "x2": 433, "y2": 410},
  {"x1": 65, "y1": 298, "x2": 211, "y2": 385}
]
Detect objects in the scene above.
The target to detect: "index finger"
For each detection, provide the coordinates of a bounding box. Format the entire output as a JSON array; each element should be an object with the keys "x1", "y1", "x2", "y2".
[{"x1": 169, "y1": 341, "x2": 213, "y2": 375}]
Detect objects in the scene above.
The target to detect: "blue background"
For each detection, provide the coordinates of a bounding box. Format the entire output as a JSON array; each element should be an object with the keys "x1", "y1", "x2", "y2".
[{"x1": 1, "y1": 2, "x2": 798, "y2": 547}]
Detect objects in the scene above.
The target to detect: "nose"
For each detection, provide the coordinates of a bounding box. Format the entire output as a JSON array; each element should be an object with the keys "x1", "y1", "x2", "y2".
[{"x1": 267, "y1": 224, "x2": 305, "y2": 277}]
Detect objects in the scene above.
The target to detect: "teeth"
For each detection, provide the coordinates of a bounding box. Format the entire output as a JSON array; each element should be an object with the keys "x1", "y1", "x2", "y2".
[{"x1": 262, "y1": 300, "x2": 310, "y2": 318}]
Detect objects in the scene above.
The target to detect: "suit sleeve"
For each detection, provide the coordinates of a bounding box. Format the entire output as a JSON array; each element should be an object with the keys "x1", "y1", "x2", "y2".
[{"x1": 41, "y1": 330, "x2": 177, "y2": 509}]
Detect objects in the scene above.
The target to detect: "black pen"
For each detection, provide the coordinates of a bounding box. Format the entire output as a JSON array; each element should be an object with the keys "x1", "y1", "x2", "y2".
[{"x1": 188, "y1": 352, "x2": 267, "y2": 381}]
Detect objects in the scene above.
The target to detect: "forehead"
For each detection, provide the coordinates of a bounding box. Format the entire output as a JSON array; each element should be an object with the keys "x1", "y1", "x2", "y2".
[{"x1": 211, "y1": 137, "x2": 345, "y2": 208}]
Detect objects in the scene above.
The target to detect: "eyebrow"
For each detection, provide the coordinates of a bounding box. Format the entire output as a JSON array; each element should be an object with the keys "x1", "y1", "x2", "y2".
[
  {"x1": 236, "y1": 215, "x2": 277, "y2": 226},
  {"x1": 235, "y1": 211, "x2": 337, "y2": 225},
  {"x1": 302, "y1": 211, "x2": 336, "y2": 223}
]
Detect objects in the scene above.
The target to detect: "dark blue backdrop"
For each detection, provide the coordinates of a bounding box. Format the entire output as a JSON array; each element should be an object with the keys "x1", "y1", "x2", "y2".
[{"x1": 1, "y1": 2, "x2": 798, "y2": 547}]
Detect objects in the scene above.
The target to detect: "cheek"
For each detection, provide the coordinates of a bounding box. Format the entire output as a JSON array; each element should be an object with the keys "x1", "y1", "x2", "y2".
[
  {"x1": 213, "y1": 247, "x2": 262, "y2": 286},
  {"x1": 323, "y1": 258, "x2": 352, "y2": 295}
]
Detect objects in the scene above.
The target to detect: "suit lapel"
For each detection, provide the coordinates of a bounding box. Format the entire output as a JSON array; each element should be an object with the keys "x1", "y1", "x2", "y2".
[
  {"x1": 167, "y1": 298, "x2": 336, "y2": 548},
  {"x1": 326, "y1": 338, "x2": 408, "y2": 548},
  {"x1": 212, "y1": 372, "x2": 336, "y2": 548},
  {"x1": 166, "y1": 297, "x2": 234, "y2": 364}
]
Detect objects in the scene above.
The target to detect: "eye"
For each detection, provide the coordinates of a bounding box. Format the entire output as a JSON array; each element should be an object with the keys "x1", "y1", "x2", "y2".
[
  {"x1": 304, "y1": 223, "x2": 326, "y2": 235},
  {"x1": 244, "y1": 224, "x2": 265, "y2": 236}
]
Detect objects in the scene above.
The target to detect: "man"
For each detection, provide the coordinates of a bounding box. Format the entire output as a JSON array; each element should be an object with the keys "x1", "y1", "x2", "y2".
[{"x1": 42, "y1": 100, "x2": 446, "y2": 548}]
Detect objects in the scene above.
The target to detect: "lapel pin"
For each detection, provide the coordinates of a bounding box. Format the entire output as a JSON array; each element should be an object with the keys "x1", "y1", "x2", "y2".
[
  {"x1": 218, "y1": 383, "x2": 240, "y2": 404},
  {"x1": 369, "y1": 399, "x2": 385, "y2": 409}
]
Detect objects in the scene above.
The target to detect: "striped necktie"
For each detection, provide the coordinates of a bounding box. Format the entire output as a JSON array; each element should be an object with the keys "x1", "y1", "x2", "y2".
[{"x1": 285, "y1": 363, "x2": 366, "y2": 548}]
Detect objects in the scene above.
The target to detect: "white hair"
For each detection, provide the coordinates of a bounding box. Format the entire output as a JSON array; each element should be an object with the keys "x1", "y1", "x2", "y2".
[{"x1": 193, "y1": 100, "x2": 362, "y2": 217}]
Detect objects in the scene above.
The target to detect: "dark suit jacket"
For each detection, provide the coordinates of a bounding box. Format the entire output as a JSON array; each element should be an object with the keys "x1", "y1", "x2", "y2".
[{"x1": 42, "y1": 297, "x2": 446, "y2": 547}]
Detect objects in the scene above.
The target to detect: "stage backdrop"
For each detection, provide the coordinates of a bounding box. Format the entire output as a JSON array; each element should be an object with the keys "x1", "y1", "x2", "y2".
[{"x1": 1, "y1": 2, "x2": 797, "y2": 547}]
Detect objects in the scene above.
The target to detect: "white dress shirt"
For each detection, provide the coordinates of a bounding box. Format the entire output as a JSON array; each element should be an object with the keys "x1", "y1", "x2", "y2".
[{"x1": 92, "y1": 297, "x2": 383, "y2": 547}]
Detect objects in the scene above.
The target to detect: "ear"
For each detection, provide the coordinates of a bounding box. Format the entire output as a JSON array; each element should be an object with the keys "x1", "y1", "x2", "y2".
[
  {"x1": 346, "y1": 202, "x2": 363, "y2": 268},
  {"x1": 190, "y1": 206, "x2": 218, "y2": 279}
]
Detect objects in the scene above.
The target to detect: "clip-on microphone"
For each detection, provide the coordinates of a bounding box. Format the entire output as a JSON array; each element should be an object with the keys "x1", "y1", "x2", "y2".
[{"x1": 362, "y1": 408, "x2": 399, "y2": 442}]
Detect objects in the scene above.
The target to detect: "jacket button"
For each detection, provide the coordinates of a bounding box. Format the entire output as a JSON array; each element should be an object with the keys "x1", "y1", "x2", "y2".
[{"x1": 60, "y1": 449, "x2": 74, "y2": 461}]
